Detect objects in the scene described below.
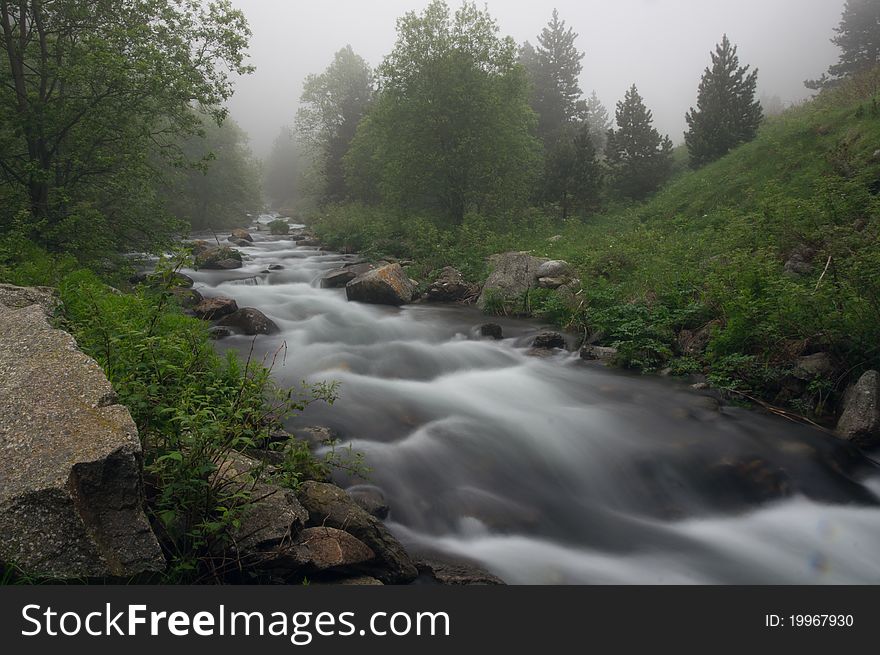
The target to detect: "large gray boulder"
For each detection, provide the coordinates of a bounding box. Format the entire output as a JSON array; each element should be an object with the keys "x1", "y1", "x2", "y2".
[
  {"x1": 216, "y1": 307, "x2": 279, "y2": 335},
  {"x1": 0, "y1": 297, "x2": 165, "y2": 579},
  {"x1": 296, "y1": 481, "x2": 418, "y2": 583},
  {"x1": 477, "y1": 252, "x2": 548, "y2": 312},
  {"x1": 836, "y1": 370, "x2": 880, "y2": 447},
  {"x1": 345, "y1": 263, "x2": 417, "y2": 306}
]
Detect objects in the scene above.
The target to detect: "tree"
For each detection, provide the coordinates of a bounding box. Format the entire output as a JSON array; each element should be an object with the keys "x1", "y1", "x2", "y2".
[
  {"x1": 606, "y1": 85, "x2": 673, "y2": 200},
  {"x1": 346, "y1": 1, "x2": 541, "y2": 224},
  {"x1": 264, "y1": 127, "x2": 304, "y2": 210},
  {"x1": 160, "y1": 115, "x2": 262, "y2": 232},
  {"x1": 585, "y1": 90, "x2": 612, "y2": 152},
  {"x1": 543, "y1": 121, "x2": 602, "y2": 219},
  {"x1": 685, "y1": 35, "x2": 762, "y2": 168},
  {"x1": 525, "y1": 9, "x2": 584, "y2": 144},
  {"x1": 807, "y1": 0, "x2": 880, "y2": 89},
  {"x1": 296, "y1": 45, "x2": 373, "y2": 204},
  {"x1": 0, "y1": 0, "x2": 252, "y2": 255}
]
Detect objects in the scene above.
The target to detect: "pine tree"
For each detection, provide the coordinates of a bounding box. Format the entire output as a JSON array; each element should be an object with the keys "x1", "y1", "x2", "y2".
[
  {"x1": 685, "y1": 35, "x2": 762, "y2": 168},
  {"x1": 808, "y1": 0, "x2": 880, "y2": 88},
  {"x1": 585, "y1": 91, "x2": 612, "y2": 152},
  {"x1": 530, "y1": 9, "x2": 584, "y2": 143},
  {"x1": 543, "y1": 121, "x2": 602, "y2": 219},
  {"x1": 605, "y1": 85, "x2": 673, "y2": 200}
]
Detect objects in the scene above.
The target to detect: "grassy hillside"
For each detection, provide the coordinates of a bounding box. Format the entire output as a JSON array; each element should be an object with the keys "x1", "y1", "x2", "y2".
[{"x1": 313, "y1": 69, "x2": 880, "y2": 419}]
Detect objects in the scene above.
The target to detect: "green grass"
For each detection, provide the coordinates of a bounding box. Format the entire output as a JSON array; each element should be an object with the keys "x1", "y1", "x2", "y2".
[{"x1": 312, "y1": 69, "x2": 880, "y2": 417}]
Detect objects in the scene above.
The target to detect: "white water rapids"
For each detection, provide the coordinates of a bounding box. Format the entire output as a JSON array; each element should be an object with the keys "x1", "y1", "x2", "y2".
[{"x1": 182, "y1": 219, "x2": 880, "y2": 584}]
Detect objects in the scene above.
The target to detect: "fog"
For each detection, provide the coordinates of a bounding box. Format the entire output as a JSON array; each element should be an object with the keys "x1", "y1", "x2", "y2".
[{"x1": 226, "y1": 0, "x2": 844, "y2": 156}]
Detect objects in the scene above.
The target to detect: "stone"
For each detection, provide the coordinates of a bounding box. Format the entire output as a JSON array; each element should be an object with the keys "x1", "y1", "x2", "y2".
[
  {"x1": 346, "y1": 485, "x2": 390, "y2": 520},
  {"x1": 416, "y1": 558, "x2": 505, "y2": 585},
  {"x1": 548, "y1": 234, "x2": 563, "y2": 243},
  {"x1": 295, "y1": 426, "x2": 338, "y2": 448},
  {"x1": 535, "y1": 260, "x2": 571, "y2": 279},
  {"x1": 268, "y1": 264, "x2": 285, "y2": 271},
  {"x1": 195, "y1": 246, "x2": 243, "y2": 270},
  {"x1": 836, "y1": 370, "x2": 880, "y2": 447},
  {"x1": 477, "y1": 252, "x2": 548, "y2": 312},
  {"x1": 281, "y1": 527, "x2": 375, "y2": 572},
  {"x1": 677, "y1": 322, "x2": 718, "y2": 356},
  {"x1": 296, "y1": 481, "x2": 418, "y2": 583},
  {"x1": 792, "y1": 352, "x2": 835, "y2": 381},
  {"x1": 580, "y1": 345, "x2": 618, "y2": 362},
  {"x1": 479, "y1": 323, "x2": 503, "y2": 340},
  {"x1": 216, "y1": 308, "x2": 279, "y2": 335},
  {"x1": 192, "y1": 296, "x2": 238, "y2": 321},
  {"x1": 320, "y1": 268, "x2": 358, "y2": 289},
  {"x1": 537, "y1": 277, "x2": 567, "y2": 290},
  {"x1": 208, "y1": 326, "x2": 232, "y2": 340},
  {"x1": 532, "y1": 331, "x2": 568, "y2": 350},
  {"x1": 230, "y1": 228, "x2": 253, "y2": 243},
  {"x1": 0, "y1": 302, "x2": 164, "y2": 579},
  {"x1": 0, "y1": 284, "x2": 60, "y2": 316},
  {"x1": 424, "y1": 267, "x2": 475, "y2": 302},
  {"x1": 230, "y1": 239, "x2": 251, "y2": 247},
  {"x1": 171, "y1": 287, "x2": 202, "y2": 309},
  {"x1": 345, "y1": 264, "x2": 417, "y2": 306}
]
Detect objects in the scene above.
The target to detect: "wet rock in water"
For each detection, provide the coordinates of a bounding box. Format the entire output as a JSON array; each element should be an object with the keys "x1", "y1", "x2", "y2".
[
  {"x1": 298, "y1": 239, "x2": 322, "y2": 247},
  {"x1": 268, "y1": 264, "x2": 284, "y2": 271},
  {"x1": 296, "y1": 426, "x2": 338, "y2": 448},
  {"x1": 289, "y1": 234, "x2": 307, "y2": 242},
  {"x1": 479, "y1": 323, "x2": 503, "y2": 340},
  {"x1": 532, "y1": 331, "x2": 568, "y2": 350},
  {"x1": 320, "y1": 268, "x2": 358, "y2": 289},
  {"x1": 345, "y1": 264, "x2": 417, "y2": 306},
  {"x1": 836, "y1": 370, "x2": 880, "y2": 447},
  {"x1": 217, "y1": 308, "x2": 278, "y2": 335},
  {"x1": 192, "y1": 296, "x2": 238, "y2": 321},
  {"x1": 792, "y1": 352, "x2": 835, "y2": 381},
  {"x1": 208, "y1": 326, "x2": 233, "y2": 340},
  {"x1": 346, "y1": 485, "x2": 390, "y2": 520},
  {"x1": 705, "y1": 458, "x2": 792, "y2": 506},
  {"x1": 230, "y1": 238, "x2": 251, "y2": 247},
  {"x1": 0, "y1": 300, "x2": 165, "y2": 579},
  {"x1": 195, "y1": 246, "x2": 243, "y2": 270},
  {"x1": 535, "y1": 260, "x2": 572, "y2": 280},
  {"x1": 295, "y1": 481, "x2": 418, "y2": 584},
  {"x1": 424, "y1": 267, "x2": 475, "y2": 302},
  {"x1": 415, "y1": 558, "x2": 505, "y2": 585},
  {"x1": 580, "y1": 345, "x2": 618, "y2": 362},
  {"x1": 171, "y1": 287, "x2": 202, "y2": 309},
  {"x1": 230, "y1": 228, "x2": 253, "y2": 243},
  {"x1": 477, "y1": 252, "x2": 548, "y2": 312}
]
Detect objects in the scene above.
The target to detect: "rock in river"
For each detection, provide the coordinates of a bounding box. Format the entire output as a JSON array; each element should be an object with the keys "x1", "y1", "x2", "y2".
[
  {"x1": 477, "y1": 252, "x2": 548, "y2": 312},
  {"x1": 216, "y1": 307, "x2": 279, "y2": 335},
  {"x1": 193, "y1": 296, "x2": 238, "y2": 320},
  {"x1": 0, "y1": 294, "x2": 164, "y2": 579},
  {"x1": 345, "y1": 263, "x2": 417, "y2": 306},
  {"x1": 424, "y1": 266, "x2": 475, "y2": 302},
  {"x1": 836, "y1": 370, "x2": 880, "y2": 447}
]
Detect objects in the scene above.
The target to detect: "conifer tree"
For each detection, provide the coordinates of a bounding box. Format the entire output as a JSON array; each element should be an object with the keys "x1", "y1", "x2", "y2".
[
  {"x1": 605, "y1": 85, "x2": 673, "y2": 200},
  {"x1": 685, "y1": 35, "x2": 762, "y2": 168},
  {"x1": 807, "y1": 0, "x2": 880, "y2": 88},
  {"x1": 585, "y1": 91, "x2": 612, "y2": 152}
]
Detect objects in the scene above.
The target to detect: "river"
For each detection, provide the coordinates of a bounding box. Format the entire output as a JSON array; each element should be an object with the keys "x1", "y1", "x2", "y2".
[{"x1": 182, "y1": 217, "x2": 880, "y2": 584}]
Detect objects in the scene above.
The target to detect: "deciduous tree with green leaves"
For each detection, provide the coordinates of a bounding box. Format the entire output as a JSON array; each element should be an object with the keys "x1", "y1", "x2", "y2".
[
  {"x1": 0, "y1": 0, "x2": 252, "y2": 257},
  {"x1": 296, "y1": 45, "x2": 373, "y2": 204},
  {"x1": 345, "y1": 0, "x2": 541, "y2": 224},
  {"x1": 685, "y1": 35, "x2": 762, "y2": 168},
  {"x1": 606, "y1": 85, "x2": 673, "y2": 200}
]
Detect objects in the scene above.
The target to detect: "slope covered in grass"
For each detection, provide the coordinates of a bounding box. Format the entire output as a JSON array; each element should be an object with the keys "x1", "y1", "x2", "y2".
[{"x1": 313, "y1": 70, "x2": 880, "y2": 417}]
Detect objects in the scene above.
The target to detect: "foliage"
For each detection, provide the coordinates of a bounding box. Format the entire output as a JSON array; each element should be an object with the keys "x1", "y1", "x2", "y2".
[
  {"x1": 605, "y1": 85, "x2": 674, "y2": 199},
  {"x1": 268, "y1": 219, "x2": 290, "y2": 235},
  {"x1": 159, "y1": 113, "x2": 263, "y2": 231},
  {"x1": 296, "y1": 46, "x2": 374, "y2": 204},
  {"x1": 808, "y1": 0, "x2": 880, "y2": 88},
  {"x1": 685, "y1": 35, "x2": 763, "y2": 168},
  {"x1": 0, "y1": 0, "x2": 252, "y2": 258},
  {"x1": 55, "y1": 260, "x2": 336, "y2": 581},
  {"x1": 345, "y1": 0, "x2": 542, "y2": 224}
]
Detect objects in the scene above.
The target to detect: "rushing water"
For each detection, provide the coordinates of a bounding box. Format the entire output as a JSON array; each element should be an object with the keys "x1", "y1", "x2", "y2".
[{"x1": 183, "y1": 217, "x2": 880, "y2": 584}]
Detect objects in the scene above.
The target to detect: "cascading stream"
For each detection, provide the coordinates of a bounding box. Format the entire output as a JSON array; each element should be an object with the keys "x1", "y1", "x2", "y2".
[{"x1": 184, "y1": 217, "x2": 880, "y2": 584}]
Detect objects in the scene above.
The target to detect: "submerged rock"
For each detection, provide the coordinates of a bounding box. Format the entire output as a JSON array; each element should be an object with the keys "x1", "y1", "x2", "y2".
[
  {"x1": 0, "y1": 299, "x2": 164, "y2": 579},
  {"x1": 296, "y1": 481, "x2": 418, "y2": 583},
  {"x1": 479, "y1": 323, "x2": 504, "y2": 340},
  {"x1": 345, "y1": 264, "x2": 417, "y2": 306},
  {"x1": 836, "y1": 370, "x2": 880, "y2": 447},
  {"x1": 217, "y1": 308, "x2": 278, "y2": 335},
  {"x1": 531, "y1": 331, "x2": 568, "y2": 351}
]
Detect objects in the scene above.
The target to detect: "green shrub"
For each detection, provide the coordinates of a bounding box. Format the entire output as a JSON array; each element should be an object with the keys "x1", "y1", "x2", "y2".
[{"x1": 268, "y1": 219, "x2": 290, "y2": 235}]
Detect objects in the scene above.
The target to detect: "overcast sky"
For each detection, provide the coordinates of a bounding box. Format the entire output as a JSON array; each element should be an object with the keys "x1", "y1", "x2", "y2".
[{"x1": 225, "y1": 0, "x2": 845, "y2": 157}]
